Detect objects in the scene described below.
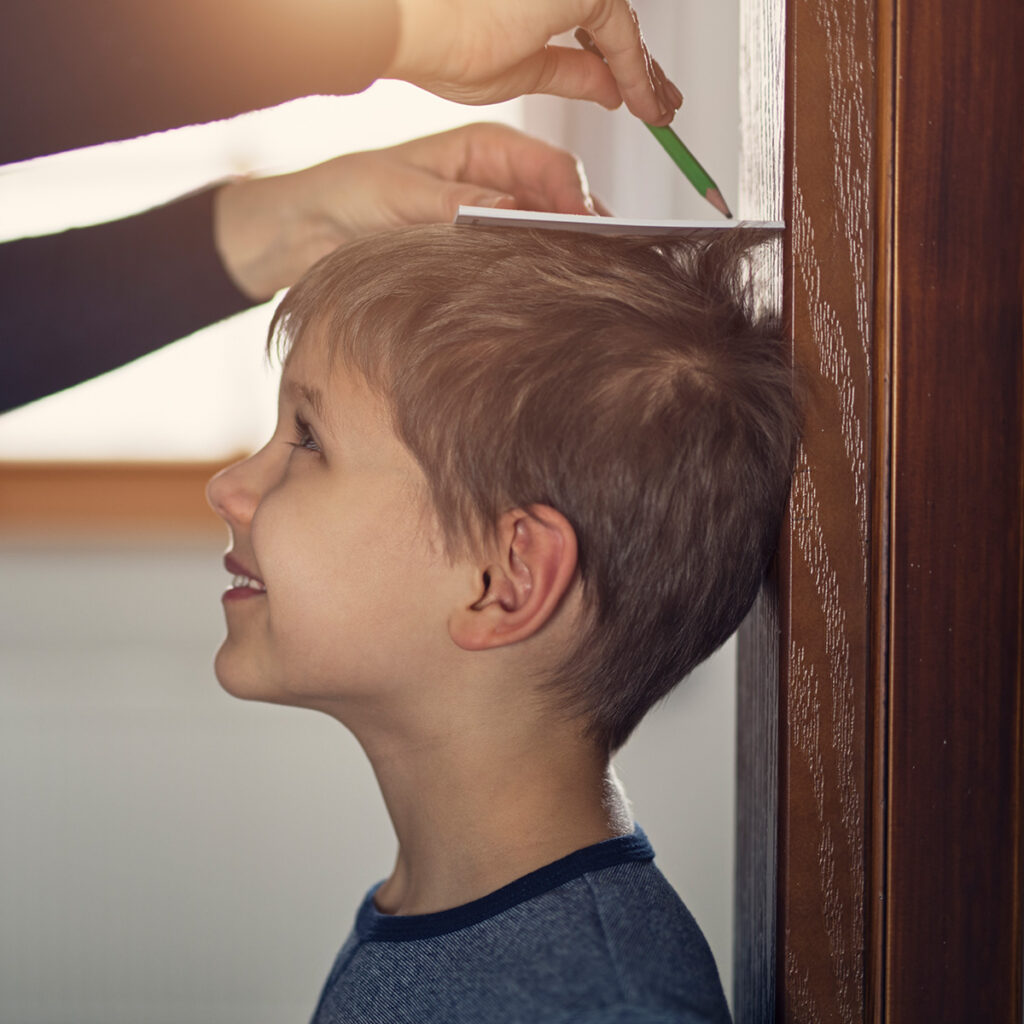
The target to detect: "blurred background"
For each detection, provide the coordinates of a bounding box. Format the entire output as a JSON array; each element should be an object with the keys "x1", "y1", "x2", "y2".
[{"x1": 0, "y1": 3, "x2": 741, "y2": 1021}]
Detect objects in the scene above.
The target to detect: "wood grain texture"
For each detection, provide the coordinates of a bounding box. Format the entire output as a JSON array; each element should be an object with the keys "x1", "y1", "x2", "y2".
[
  {"x1": 884, "y1": 0, "x2": 1024, "y2": 1018},
  {"x1": 738, "y1": 0, "x2": 785, "y2": 224},
  {"x1": 784, "y1": 0, "x2": 877, "y2": 1018},
  {"x1": 737, "y1": 0, "x2": 879, "y2": 1019},
  {"x1": 738, "y1": 0, "x2": 1023, "y2": 1019}
]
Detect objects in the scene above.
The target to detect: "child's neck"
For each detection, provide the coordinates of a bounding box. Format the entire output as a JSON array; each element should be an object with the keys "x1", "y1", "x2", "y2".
[{"x1": 358, "y1": 715, "x2": 632, "y2": 917}]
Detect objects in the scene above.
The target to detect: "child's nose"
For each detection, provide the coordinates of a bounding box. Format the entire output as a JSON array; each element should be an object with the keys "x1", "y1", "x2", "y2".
[{"x1": 206, "y1": 454, "x2": 264, "y2": 529}]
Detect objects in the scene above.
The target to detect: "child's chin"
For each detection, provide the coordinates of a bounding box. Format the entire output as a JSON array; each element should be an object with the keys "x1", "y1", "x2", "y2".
[
  {"x1": 213, "y1": 644, "x2": 318, "y2": 709},
  {"x1": 213, "y1": 643, "x2": 270, "y2": 702}
]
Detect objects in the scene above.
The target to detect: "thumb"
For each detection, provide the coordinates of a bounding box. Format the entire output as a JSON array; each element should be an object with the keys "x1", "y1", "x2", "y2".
[
  {"x1": 395, "y1": 175, "x2": 517, "y2": 225},
  {"x1": 458, "y1": 190, "x2": 518, "y2": 212},
  {"x1": 522, "y1": 46, "x2": 624, "y2": 110}
]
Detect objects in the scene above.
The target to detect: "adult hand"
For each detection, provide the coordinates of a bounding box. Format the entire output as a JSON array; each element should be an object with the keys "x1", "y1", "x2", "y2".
[
  {"x1": 214, "y1": 122, "x2": 607, "y2": 301},
  {"x1": 387, "y1": 0, "x2": 682, "y2": 126}
]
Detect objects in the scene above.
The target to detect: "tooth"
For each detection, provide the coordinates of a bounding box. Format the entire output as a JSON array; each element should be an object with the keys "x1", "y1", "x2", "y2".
[{"x1": 229, "y1": 572, "x2": 266, "y2": 591}]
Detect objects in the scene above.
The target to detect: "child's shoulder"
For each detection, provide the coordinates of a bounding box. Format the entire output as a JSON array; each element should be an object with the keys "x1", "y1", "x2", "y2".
[
  {"x1": 529, "y1": 840, "x2": 731, "y2": 1022},
  {"x1": 311, "y1": 829, "x2": 731, "y2": 1024}
]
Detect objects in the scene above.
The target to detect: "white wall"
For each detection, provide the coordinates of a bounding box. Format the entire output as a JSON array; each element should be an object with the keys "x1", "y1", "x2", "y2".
[
  {"x1": 0, "y1": 533, "x2": 736, "y2": 1023},
  {"x1": 524, "y1": 0, "x2": 739, "y2": 222}
]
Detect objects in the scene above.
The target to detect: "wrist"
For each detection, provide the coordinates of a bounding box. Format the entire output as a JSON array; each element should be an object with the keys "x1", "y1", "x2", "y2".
[
  {"x1": 214, "y1": 174, "x2": 344, "y2": 301},
  {"x1": 213, "y1": 178, "x2": 272, "y2": 301},
  {"x1": 385, "y1": 0, "x2": 437, "y2": 85}
]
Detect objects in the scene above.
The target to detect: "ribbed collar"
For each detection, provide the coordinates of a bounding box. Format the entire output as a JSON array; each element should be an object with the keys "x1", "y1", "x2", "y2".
[{"x1": 356, "y1": 827, "x2": 654, "y2": 943}]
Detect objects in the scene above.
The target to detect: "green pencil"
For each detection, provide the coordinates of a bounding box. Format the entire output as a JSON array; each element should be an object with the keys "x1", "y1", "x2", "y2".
[
  {"x1": 574, "y1": 29, "x2": 732, "y2": 218},
  {"x1": 644, "y1": 123, "x2": 732, "y2": 218}
]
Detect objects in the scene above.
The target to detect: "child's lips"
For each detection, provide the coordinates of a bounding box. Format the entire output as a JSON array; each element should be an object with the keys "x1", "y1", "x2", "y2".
[{"x1": 222, "y1": 554, "x2": 266, "y2": 601}]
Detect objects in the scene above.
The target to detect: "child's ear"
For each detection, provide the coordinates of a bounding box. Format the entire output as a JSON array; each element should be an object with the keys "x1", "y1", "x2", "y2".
[{"x1": 449, "y1": 505, "x2": 579, "y2": 651}]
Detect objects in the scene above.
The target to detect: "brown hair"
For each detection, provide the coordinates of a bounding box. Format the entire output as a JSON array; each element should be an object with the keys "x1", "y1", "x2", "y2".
[{"x1": 270, "y1": 225, "x2": 798, "y2": 752}]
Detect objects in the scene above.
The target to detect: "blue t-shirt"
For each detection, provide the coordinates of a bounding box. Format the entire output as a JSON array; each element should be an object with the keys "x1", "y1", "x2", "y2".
[{"x1": 311, "y1": 829, "x2": 731, "y2": 1024}]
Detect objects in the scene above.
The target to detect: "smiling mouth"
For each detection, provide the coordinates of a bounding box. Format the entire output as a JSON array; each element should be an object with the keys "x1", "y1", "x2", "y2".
[{"x1": 231, "y1": 574, "x2": 266, "y2": 593}]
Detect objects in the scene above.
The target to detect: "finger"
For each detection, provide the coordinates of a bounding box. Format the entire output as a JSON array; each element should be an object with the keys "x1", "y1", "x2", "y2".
[
  {"x1": 585, "y1": 4, "x2": 682, "y2": 124},
  {"x1": 388, "y1": 124, "x2": 596, "y2": 216},
  {"x1": 533, "y1": 152, "x2": 597, "y2": 215},
  {"x1": 650, "y1": 56, "x2": 684, "y2": 113},
  {"x1": 458, "y1": 124, "x2": 595, "y2": 215},
  {"x1": 388, "y1": 168, "x2": 518, "y2": 226},
  {"x1": 446, "y1": 188, "x2": 517, "y2": 217},
  {"x1": 524, "y1": 45, "x2": 623, "y2": 110}
]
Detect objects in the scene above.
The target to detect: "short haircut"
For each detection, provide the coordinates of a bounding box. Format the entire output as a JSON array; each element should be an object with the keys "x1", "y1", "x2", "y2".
[{"x1": 270, "y1": 225, "x2": 798, "y2": 752}]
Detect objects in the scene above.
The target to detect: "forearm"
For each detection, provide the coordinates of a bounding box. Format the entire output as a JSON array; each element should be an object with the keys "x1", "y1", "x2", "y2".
[
  {"x1": 4, "y1": 0, "x2": 399, "y2": 164},
  {"x1": 0, "y1": 191, "x2": 253, "y2": 413}
]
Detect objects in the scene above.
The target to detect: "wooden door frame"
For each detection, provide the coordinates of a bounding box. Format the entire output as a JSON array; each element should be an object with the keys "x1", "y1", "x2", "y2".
[{"x1": 735, "y1": 0, "x2": 1024, "y2": 1021}]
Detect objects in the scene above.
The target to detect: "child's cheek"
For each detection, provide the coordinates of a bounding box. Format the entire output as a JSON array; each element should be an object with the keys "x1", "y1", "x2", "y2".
[
  {"x1": 247, "y1": 491, "x2": 345, "y2": 688},
  {"x1": 249, "y1": 495, "x2": 313, "y2": 627}
]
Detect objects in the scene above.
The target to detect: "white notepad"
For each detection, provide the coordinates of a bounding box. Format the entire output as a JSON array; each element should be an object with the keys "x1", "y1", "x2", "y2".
[{"x1": 454, "y1": 205, "x2": 784, "y2": 236}]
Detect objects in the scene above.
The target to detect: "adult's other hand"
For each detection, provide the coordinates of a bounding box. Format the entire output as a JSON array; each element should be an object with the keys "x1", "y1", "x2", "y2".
[{"x1": 214, "y1": 122, "x2": 606, "y2": 301}]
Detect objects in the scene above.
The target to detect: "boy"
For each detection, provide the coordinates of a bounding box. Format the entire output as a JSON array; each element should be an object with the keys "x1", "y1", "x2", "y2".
[{"x1": 207, "y1": 225, "x2": 797, "y2": 1023}]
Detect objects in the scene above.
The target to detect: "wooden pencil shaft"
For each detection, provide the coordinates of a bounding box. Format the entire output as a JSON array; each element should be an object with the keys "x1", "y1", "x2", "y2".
[{"x1": 645, "y1": 123, "x2": 716, "y2": 194}]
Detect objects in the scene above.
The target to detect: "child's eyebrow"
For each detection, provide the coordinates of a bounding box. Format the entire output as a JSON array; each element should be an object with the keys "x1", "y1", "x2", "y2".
[{"x1": 286, "y1": 380, "x2": 327, "y2": 421}]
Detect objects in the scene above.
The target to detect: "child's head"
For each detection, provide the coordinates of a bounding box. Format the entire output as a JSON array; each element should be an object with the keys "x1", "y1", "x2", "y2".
[{"x1": 249, "y1": 224, "x2": 797, "y2": 752}]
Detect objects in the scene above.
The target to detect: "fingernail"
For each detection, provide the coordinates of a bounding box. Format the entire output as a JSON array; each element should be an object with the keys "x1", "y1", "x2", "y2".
[
  {"x1": 476, "y1": 194, "x2": 516, "y2": 209},
  {"x1": 649, "y1": 60, "x2": 680, "y2": 111}
]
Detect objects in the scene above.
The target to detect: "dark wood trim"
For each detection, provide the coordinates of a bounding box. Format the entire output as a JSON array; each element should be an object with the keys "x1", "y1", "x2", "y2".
[
  {"x1": 738, "y1": 0, "x2": 881, "y2": 1018},
  {"x1": 737, "y1": 0, "x2": 1024, "y2": 1019},
  {"x1": 867, "y1": 0, "x2": 897, "y2": 1018},
  {"x1": 0, "y1": 461, "x2": 229, "y2": 534},
  {"x1": 882, "y1": 0, "x2": 1024, "y2": 1017},
  {"x1": 776, "y1": 0, "x2": 880, "y2": 1019}
]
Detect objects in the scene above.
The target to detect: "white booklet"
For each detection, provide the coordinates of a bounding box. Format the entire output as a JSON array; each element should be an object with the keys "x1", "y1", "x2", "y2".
[{"x1": 454, "y1": 205, "x2": 784, "y2": 236}]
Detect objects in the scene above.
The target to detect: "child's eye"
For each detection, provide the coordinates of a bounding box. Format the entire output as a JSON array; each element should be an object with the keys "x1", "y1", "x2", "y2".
[{"x1": 289, "y1": 415, "x2": 322, "y2": 455}]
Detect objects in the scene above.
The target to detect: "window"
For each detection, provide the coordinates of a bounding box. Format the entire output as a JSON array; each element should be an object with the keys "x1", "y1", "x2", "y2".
[
  {"x1": 0, "y1": 6, "x2": 740, "y2": 479},
  {"x1": 0, "y1": 85, "x2": 526, "y2": 466}
]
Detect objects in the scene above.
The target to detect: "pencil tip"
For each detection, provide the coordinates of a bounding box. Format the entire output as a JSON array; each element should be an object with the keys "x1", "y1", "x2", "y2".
[{"x1": 706, "y1": 187, "x2": 732, "y2": 219}]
